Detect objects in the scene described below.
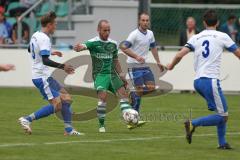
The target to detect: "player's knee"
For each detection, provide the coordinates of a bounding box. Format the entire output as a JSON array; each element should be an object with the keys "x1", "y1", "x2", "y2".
[
  {"x1": 223, "y1": 116, "x2": 228, "y2": 123},
  {"x1": 146, "y1": 85, "x2": 155, "y2": 92},
  {"x1": 98, "y1": 100, "x2": 107, "y2": 106},
  {"x1": 60, "y1": 93, "x2": 72, "y2": 104},
  {"x1": 54, "y1": 101, "x2": 62, "y2": 112}
]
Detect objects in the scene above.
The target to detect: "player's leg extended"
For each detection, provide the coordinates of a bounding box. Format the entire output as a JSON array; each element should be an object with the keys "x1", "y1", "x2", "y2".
[
  {"x1": 59, "y1": 88, "x2": 83, "y2": 136},
  {"x1": 128, "y1": 68, "x2": 144, "y2": 112},
  {"x1": 188, "y1": 78, "x2": 230, "y2": 148},
  {"x1": 143, "y1": 67, "x2": 156, "y2": 95},
  {"x1": 94, "y1": 74, "x2": 109, "y2": 132},
  {"x1": 19, "y1": 77, "x2": 59, "y2": 134}
]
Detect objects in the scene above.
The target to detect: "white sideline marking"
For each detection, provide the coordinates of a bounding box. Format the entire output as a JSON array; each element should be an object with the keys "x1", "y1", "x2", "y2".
[{"x1": 0, "y1": 132, "x2": 240, "y2": 148}]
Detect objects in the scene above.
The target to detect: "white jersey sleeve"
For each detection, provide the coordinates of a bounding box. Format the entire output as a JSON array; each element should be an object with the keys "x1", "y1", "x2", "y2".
[
  {"x1": 38, "y1": 36, "x2": 51, "y2": 56},
  {"x1": 221, "y1": 33, "x2": 238, "y2": 52},
  {"x1": 185, "y1": 35, "x2": 196, "y2": 51},
  {"x1": 126, "y1": 31, "x2": 136, "y2": 46}
]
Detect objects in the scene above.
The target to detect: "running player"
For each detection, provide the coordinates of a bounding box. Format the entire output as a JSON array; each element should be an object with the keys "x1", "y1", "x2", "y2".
[
  {"x1": 119, "y1": 12, "x2": 164, "y2": 116},
  {"x1": 167, "y1": 9, "x2": 240, "y2": 149},
  {"x1": 18, "y1": 11, "x2": 83, "y2": 136}
]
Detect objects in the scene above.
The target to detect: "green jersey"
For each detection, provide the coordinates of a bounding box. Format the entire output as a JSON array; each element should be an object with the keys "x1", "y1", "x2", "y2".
[{"x1": 84, "y1": 36, "x2": 118, "y2": 78}]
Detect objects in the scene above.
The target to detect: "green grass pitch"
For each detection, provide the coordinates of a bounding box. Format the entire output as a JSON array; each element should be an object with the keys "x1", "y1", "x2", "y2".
[{"x1": 0, "y1": 88, "x2": 240, "y2": 160}]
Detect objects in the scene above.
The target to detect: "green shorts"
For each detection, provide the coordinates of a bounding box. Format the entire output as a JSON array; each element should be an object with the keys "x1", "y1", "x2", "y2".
[{"x1": 94, "y1": 73, "x2": 124, "y2": 94}]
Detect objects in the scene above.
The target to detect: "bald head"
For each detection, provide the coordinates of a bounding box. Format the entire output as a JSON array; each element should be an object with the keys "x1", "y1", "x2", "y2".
[{"x1": 97, "y1": 19, "x2": 110, "y2": 41}]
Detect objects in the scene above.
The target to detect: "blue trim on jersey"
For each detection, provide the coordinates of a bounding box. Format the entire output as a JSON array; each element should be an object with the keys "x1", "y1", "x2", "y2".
[
  {"x1": 138, "y1": 28, "x2": 147, "y2": 35},
  {"x1": 185, "y1": 43, "x2": 195, "y2": 51},
  {"x1": 40, "y1": 50, "x2": 50, "y2": 56},
  {"x1": 227, "y1": 44, "x2": 238, "y2": 52},
  {"x1": 150, "y1": 42, "x2": 156, "y2": 48},
  {"x1": 121, "y1": 41, "x2": 132, "y2": 48}
]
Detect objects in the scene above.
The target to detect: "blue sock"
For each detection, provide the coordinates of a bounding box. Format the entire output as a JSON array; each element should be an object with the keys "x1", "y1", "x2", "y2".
[
  {"x1": 217, "y1": 122, "x2": 227, "y2": 146},
  {"x1": 25, "y1": 104, "x2": 55, "y2": 121},
  {"x1": 192, "y1": 114, "x2": 224, "y2": 127},
  {"x1": 61, "y1": 102, "x2": 73, "y2": 132},
  {"x1": 130, "y1": 92, "x2": 141, "y2": 112}
]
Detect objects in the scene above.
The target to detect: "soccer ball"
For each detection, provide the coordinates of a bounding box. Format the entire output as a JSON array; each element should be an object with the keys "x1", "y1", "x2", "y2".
[{"x1": 123, "y1": 109, "x2": 139, "y2": 125}]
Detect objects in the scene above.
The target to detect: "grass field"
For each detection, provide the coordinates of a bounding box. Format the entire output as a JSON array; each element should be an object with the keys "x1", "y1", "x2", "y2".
[{"x1": 0, "y1": 88, "x2": 240, "y2": 160}]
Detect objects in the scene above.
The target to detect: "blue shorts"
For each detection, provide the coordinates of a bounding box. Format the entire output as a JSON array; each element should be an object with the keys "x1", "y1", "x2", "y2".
[
  {"x1": 32, "y1": 77, "x2": 62, "y2": 100},
  {"x1": 128, "y1": 67, "x2": 155, "y2": 86},
  {"x1": 194, "y1": 77, "x2": 228, "y2": 116}
]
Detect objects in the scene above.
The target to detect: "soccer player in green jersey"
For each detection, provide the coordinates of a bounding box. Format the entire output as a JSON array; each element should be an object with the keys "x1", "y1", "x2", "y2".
[{"x1": 74, "y1": 20, "x2": 140, "y2": 132}]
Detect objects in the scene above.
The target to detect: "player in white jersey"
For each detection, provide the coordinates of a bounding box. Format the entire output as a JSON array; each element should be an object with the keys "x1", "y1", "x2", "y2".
[
  {"x1": 167, "y1": 10, "x2": 240, "y2": 149},
  {"x1": 120, "y1": 13, "x2": 164, "y2": 121},
  {"x1": 18, "y1": 11, "x2": 83, "y2": 136}
]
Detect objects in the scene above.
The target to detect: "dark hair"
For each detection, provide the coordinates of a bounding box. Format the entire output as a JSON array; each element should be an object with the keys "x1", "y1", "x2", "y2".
[
  {"x1": 138, "y1": 12, "x2": 149, "y2": 20},
  {"x1": 41, "y1": 11, "x2": 56, "y2": 27},
  {"x1": 97, "y1": 19, "x2": 109, "y2": 29},
  {"x1": 203, "y1": 9, "x2": 218, "y2": 26},
  {"x1": 228, "y1": 14, "x2": 236, "y2": 21}
]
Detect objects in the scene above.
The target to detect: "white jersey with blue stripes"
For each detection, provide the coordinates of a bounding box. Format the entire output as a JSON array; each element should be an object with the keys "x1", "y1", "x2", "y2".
[
  {"x1": 126, "y1": 28, "x2": 156, "y2": 64},
  {"x1": 185, "y1": 29, "x2": 237, "y2": 80},
  {"x1": 29, "y1": 31, "x2": 52, "y2": 79}
]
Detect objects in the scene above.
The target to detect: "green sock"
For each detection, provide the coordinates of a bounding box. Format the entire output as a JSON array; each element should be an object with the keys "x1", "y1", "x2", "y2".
[
  {"x1": 120, "y1": 98, "x2": 131, "y2": 112},
  {"x1": 98, "y1": 117, "x2": 105, "y2": 127}
]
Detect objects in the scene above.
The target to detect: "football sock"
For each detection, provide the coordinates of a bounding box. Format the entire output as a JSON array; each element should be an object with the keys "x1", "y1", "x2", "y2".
[
  {"x1": 25, "y1": 104, "x2": 55, "y2": 122},
  {"x1": 120, "y1": 98, "x2": 131, "y2": 112},
  {"x1": 217, "y1": 121, "x2": 227, "y2": 146},
  {"x1": 192, "y1": 114, "x2": 224, "y2": 126},
  {"x1": 130, "y1": 92, "x2": 141, "y2": 112},
  {"x1": 61, "y1": 102, "x2": 73, "y2": 132},
  {"x1": 97, "y1": 101, "x2": 106, "y2": 127}
]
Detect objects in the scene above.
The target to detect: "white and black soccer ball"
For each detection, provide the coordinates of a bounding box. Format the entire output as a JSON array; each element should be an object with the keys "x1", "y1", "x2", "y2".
[{"x1": 123, "y1": 109, "x2": 139, "y2": 125}]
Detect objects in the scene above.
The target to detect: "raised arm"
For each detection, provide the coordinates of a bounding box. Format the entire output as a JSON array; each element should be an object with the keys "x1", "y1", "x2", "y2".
[
  {"x1": 73, "y1": 43, "x2": 87, "y2": 52},
  {"x1": 233, "y1": 48, "x2": 240, "y2": 59},
  {"x1": 0, "y1": 64, "x2": 15, "y2": 72},
  {"x1": 167, "y1": 47, "x2": 191, "y2": 70}
]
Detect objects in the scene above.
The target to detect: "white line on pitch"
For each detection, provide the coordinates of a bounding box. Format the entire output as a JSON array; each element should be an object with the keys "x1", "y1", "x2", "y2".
[{"x1": 0, "y1": 132, "x2": 239, "y2": 148}]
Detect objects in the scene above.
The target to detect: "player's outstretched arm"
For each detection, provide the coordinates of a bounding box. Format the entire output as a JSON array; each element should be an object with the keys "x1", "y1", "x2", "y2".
[
  {"x1": 42, "y1": 55, "x2": 74, "y2": 74},
  {"x1": 73, "y1": 43, "x2": 87, "y2": 52},
  {"x1": 151, "y1": 47, "x2": 165, "y2": 72},
  {"x1": 167, "y1": 47, "x2": 190, "y2": 70},
  {"x1": 119, "y1": 41, "x2": 145, "y2": 64},
  {"x1": 0, "y1": 64, "x2": 15, "y2": 72},
  {"x1": 233, "y1": 48, "x2": 240, "y2": 59}
]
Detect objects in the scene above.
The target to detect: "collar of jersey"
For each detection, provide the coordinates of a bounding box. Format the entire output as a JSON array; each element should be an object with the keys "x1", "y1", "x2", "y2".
[
  {"x1": 137, "y1": 28, "x2": 147, "y2": 35},
  {"x1": 96, "y1": 36, "x2": 110, "y2": 42}
]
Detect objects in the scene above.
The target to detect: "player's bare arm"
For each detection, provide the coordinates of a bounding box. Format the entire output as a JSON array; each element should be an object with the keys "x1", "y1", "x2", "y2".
[
  {"x1": 119, "y1": 42, "x2": 145, "y2": 63},
  {"x1": 73, "y1": 43, "x2": 87, "y2": 52},
  {"x1": 167, "y1": 47, "x2": 190, "y2": 70},
  {"x1": 114, "y1": 59, "x2": 127, "y2": 86},
  {"x1": 233, "y1": 48, "x2": 240, "y2": 59},
  {"x1": 151, "y1": 47, "x2": 165, "y2": 72},
  {"x1": 0, "y1": 64, "x2": 15, "y2": 71}
]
